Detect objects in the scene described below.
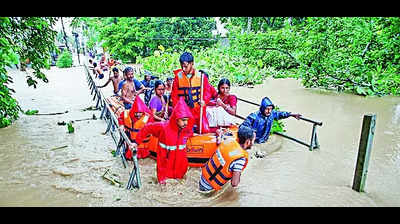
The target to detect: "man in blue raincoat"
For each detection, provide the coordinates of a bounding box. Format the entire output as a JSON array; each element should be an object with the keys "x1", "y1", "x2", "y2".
[{"x1": 240, "y1": 97, "x2": 302, "y2": 144}]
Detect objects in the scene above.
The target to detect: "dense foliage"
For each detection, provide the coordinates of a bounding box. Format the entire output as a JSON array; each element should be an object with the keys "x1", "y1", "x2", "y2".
[
  {"x1": 0, "y1": 17, "x2": 58, "y2": 128},
  {"x1": 226, "y1": 17, "x2": 400, "y2": 96},
  {"x1": 137, "y1": 45, "x2": 266, "y2": 87},
  {"x1": 297, "y1": 17, "x2": 400, "y2": 96},
  {"x1": 78, "y1": 17, "x2": 400, "y2": 97},
  {"x1": 56, "y1": 50, "x2": 73, "y2": 68},
  {"x1": 73, "y1": 17, "x2": 218, "y2": 63}
]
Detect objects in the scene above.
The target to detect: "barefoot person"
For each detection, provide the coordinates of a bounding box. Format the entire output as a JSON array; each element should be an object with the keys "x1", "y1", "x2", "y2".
[{"x1": 93, "y1": 62, "x2": 105, "y2": 79}]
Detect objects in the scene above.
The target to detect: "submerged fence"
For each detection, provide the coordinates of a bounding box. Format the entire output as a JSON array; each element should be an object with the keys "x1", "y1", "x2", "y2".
[{"x1": 84, "y1": 65, "x2": 141, "y2": 189}]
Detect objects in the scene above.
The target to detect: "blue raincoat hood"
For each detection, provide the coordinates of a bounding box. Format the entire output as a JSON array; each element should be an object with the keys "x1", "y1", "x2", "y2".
[
  {"x1": 260, "y1": 97, "x2": 275, "y2": 115},
  {"x1": 240, "y1": 96, "x2": 291, "y2": 144}
]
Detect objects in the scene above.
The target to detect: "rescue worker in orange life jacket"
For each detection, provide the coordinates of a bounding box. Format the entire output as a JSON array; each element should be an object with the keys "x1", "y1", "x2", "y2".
[
  {"x1": 171, "y1": 52, "x2": 215, "y2": 134},
  {"x1": 118, "y1": 96, "x2": 154, "y2": 159},
  {"x1": 199, "y1": 125, "x2": 256, "y2": 192}
]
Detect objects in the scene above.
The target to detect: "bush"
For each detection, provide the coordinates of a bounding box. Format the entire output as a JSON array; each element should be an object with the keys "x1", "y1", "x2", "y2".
[
  {"x1": 56, "y1": 50, "x2": 73, "y2": 68},
  {"x1": 136, "y1": 46, "x2": 267, "y2": 87}
]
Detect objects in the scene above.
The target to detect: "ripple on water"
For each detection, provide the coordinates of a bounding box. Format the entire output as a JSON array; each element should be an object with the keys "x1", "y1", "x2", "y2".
[{"x1": 2, "y1": 67, "x2": 400, "y2": 206}]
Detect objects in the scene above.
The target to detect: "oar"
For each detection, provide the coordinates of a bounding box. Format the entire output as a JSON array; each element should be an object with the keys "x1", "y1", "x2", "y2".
[{"x1": 199, "y1": 71, "x2": 204, "y2": 134}]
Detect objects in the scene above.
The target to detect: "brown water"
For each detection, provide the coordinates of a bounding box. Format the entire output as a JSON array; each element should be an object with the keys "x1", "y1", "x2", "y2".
[{"x1": 1, "y1": 65, "x2": 399, "y2": 207}]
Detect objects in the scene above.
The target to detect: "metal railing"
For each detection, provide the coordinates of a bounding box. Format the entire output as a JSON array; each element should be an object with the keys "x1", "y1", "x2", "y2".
[
  {"x1": 84, "y1": 65, "x2": 141, "y2": 189},
  {"x1": 236, "y1": 97, "x2": 323, "y2": 151}
]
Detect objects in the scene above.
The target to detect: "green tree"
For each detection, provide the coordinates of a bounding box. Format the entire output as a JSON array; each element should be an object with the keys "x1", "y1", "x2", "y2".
[
  {"x1": 0, "y1": 17, "x2": 58, "y2": 128},
  {"x1": 73, "y1": 17, "x2": 218, "y2": 63},
  {"x1": 296, "y1": 17, "x2": 400, "y2": 96},
  {"x1": 220, "y1": 17, "x2": 304, "y2": 33},
  {"x1": 56, "y1": 50, "x2": 73, "y2": 68},
  {"x1": 223, "y1": 17, "x2": 400, "y2": 96}
]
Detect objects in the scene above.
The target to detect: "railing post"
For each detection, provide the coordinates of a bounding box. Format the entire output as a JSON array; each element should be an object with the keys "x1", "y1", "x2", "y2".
[
  {"x1": 309, "y1": 123, "x2": 320, "y2": 151},
  {"x1": 127, "y1": 156, "x2": 141, "y2": 189},
  {"x1": 352, "y1": 114, "x2": 376, "y2": 192}
]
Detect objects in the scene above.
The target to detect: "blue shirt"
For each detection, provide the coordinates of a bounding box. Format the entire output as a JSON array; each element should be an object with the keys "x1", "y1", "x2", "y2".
[
  {"x1": 141, "y1": 79, "x2": 154, "y2": 105},
  {"x1": 118, "y1": 79, "x2": 143, "y2": 93}
]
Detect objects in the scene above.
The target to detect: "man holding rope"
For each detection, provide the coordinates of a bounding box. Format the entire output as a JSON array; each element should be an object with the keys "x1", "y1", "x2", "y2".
[{"x1": 240, "y1": 97, "x2": 302, "y2": 144}]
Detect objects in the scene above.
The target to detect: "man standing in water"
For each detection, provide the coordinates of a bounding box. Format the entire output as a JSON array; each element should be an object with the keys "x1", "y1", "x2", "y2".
[
  {"x1": 121, "y1": 67, "x2": 146, "y2": 109},
  {"x1": 240, "y1": 97, "x2": 302, "y2": 144},
  {"x1": 171, "y1": 52, "x2": 214, "y2": 134},
  {"x1": 198, "y1": 125, "x2": 256, "y2": 192},
  {"x1": 131, "y1": 97, "x2": 194, "y2": 185}
]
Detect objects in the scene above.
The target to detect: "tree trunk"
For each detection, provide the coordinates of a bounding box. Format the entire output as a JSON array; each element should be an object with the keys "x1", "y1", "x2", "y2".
[
  {"x1": 247, "y1": 17, "x2": 252, "y2": 33},
  {"x1": 61, "y1": 17, "x2": 70, "y2": 52},
  {"x1": 288, "y1": 17, "x2": 293, "y2": 26},
  {"x1": 271, "y1": 17, "x2": 276, "y2": 27}
]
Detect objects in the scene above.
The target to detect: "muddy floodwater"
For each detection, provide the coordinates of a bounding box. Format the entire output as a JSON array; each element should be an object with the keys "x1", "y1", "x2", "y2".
[{"x1": 1, "y1": 65, "x2": 399, "y2": 207}]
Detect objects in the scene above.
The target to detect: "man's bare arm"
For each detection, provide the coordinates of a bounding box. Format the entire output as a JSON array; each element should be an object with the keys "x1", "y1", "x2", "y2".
[
  {"x1": 231, "y1": 171, "x2": 241, "y2": 187},
  {"x1": 136, "y1": 85, "x2": 146, "y2": 95},
  {"x1": 97, "y1": 78, "x2": 112, "y2": 88}
]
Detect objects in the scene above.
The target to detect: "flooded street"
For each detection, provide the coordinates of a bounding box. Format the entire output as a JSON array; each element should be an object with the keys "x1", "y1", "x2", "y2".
[{"x1": 1, "y1": 65, "x2": 399, "y2": 206}]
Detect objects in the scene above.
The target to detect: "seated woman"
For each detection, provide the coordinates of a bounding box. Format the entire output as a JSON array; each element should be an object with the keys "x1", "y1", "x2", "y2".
[
  {"x1": 148, "y1": 80, "x2": 172, "y2": 122},
  {"x1": 206, "y1": 78, "x2": 237, "y2": 132}
]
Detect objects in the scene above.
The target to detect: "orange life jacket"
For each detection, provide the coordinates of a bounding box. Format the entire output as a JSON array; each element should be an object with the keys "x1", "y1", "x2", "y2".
[
  {"x1": 123, "y1": 110, "x2": 151, "y2": 147},
  {"x1": 176, "y1": 70, "x2": 202, "y2": 108},
  {"x1": 201, "y1": 139, "x2": 249, "y2": 190}
]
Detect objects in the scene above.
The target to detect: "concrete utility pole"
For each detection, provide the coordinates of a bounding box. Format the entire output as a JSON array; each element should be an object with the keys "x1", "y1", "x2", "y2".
[
  {"x1": 352, "y1": 114, "x2": 376, "y2": 192},
  {"x1": 60, "y1": 17, "x2": 70, "y2": 52},
  {"x1": 72, "y1": 32, "x2": 80, "y2": 65},
  {"x1": 247, "y1": 17, "x2": 252, "y2": 33}
]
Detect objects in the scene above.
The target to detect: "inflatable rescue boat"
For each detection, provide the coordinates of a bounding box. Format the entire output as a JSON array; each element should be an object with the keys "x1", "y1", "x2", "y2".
[{"x1": 106, "y1": 96, "x2": 239, "y2": 167}]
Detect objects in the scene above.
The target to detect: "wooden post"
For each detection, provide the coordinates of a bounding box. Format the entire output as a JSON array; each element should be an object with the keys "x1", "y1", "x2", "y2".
[{"x1": 352, "y1": 114, "x2": 376, "y2": 192}]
